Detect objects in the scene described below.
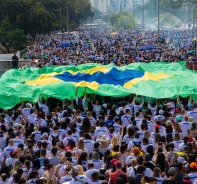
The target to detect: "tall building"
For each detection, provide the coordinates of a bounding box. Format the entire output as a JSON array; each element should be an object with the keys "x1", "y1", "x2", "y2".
[{"x1": 90, "y1": 0, "x2": 110, "y2": 13}]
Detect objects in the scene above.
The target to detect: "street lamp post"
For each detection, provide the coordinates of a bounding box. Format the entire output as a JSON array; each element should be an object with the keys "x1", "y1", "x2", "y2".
[
  {"x1": 67, "y1": 7, "x2": 69, "y2": 33},
  {"x1": 59, "y1": 6, "x2": 63, "y2": 32},
  {"x1": 158, "y1": 0, "x2": 160, "y2": 44},
  {"x1": 142, "y1": 0, "x2": 144, "y2": 29}
]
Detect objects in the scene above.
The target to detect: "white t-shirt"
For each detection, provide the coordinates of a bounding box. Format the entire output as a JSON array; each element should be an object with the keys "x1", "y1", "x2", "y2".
[
  {"x1": 2, "y1": 146, "x2": 17, "y2": 158},
  {"x1": 84, "y1": 140, "x2": 95, "y2": 155},
  {"x1": 94, "y1": 127, "x2": 108, "y2": 140},
  {"x1": 133, "y1": 103, "x2": 143, "y2": 114},
  {"x1": 59, "y1": 176, "x2": 73, "y2": 183},
  {"x1": 189, "y1": 172, "x2": 197, "y2": 183},
  {"x1": 13, "y1": 138, "x2": 24, "y2": 147},
  {"x1": 27, "y1": 114, "x2": 37, "y2": 124},
  {"x1": 121, "y1": 114, "x2": 132, "y2": 127},
  {"x1": 187, "y1": 110, "x2": 197, "y2": 123},
  {"x1": 85, "y1": 168, "x2": 100, "y2": 181},
  {"x1": 91, "y1": 159, "x2": 104, "y2": 169},
  {"x1": 22, "y1": 108, "x2": 31, "y2": 120},
  {"x1": 5, "y1": 158, "x2": 18, "y2": 167},
  {"x1": 38, "y1": 102, "x2": 49, "y2": 114},
  {"x1": 179, "y1": 121, "x2": 191, "y2": 137},
  {"x1": 93, "y1": 105, "x2": 102, "y2": 116},
  {"x1": 69, "y1": 175, "x2": 91, "y2": 184}
]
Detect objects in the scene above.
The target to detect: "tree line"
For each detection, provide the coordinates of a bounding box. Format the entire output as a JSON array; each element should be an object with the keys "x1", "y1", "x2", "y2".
[{"x1": 0, "y1": 0, "x2": 94, "y2": 53}]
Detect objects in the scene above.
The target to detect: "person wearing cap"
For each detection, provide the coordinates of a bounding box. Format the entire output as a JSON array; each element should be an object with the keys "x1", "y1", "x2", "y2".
[
  {"x1": 2, "y1": 139, "x2": 17, "y2": 159},
  {"x1": 188, "y1": 162, "x2": 197, "y2": 183},
  {"x1": 187, "y1": 103, "x2": 197, "y2": 123},
  {"x1": 5, "y1": 150, "x2": 18, "y2": 168},
  {"x1": 94, "y1": 121, "x2": 108, "y2": 141},
  {"x1": 143, "y1": 153, "x2": 155, "y2": 171},
  {"x1": 85, "y1": 162, "x2": 99, "y2": 181},
  {"x1": 162, "y1": 167, "x2": 177, "y2": 183},
  {"x1": 153, "y1": 110, "x2": 165, "y2": 122},
  {"x1": 22, "y1": 102, "x2": 32, "y2": 120},
  {"x1": 179, "y1": 116, "x2": 192, "y2": 137},
  {"x1": 109, "y1": 160, "x2": 127, "y2": 184}
]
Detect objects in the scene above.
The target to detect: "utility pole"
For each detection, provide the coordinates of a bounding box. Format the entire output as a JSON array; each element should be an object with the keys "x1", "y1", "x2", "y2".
[
  {"x1": 59, "y1": 6, "x2": 63, "y2": 32},
  {"x1": 158, "y1": 0, "x2": 160, "y2": 44},
  {"x1": 142, "y1": 0, "x2": 144, "y2": 29},
  {"x1": 133, "y1": 0, "x2": 135, "y2": 17},
  {"x1": 67, "y1": 7, "x2": 69, "y2": 33}
]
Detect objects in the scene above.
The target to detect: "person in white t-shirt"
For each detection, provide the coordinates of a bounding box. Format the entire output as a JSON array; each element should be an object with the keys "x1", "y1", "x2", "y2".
[
  {"x1": 85, "y1": 162, "x2": 99, "y2": 181},
  {"x1": 179, "y1": 116, "x2": 192, "y2": 137},
  {"x1": 148, "y1": 98, "x2": 158, "y2": 116},
  {"x1": 2, "y1": 139, "x2": 17, "y2": 159},
  {"x1": 22, "y1": 103, "x2": 32, "y2": 120},
  {"x1": 91, "y1": 100, "x2": 102, "y2": 117},
  {"x1": 38, "y1": 94, "x2": 49, "y2": 114},
  {"x1": 13, "y1": 131, "x2": 24, "y2": 147},
  {"x1": 132, "y1": 95, "x2": 144, "y2": 115},
  {"x1": 121, "y1": 109, "x2": 132, "y2": 127},
  {"x1": 187, "y1": 104, "x2": 197, "y2": 123}
]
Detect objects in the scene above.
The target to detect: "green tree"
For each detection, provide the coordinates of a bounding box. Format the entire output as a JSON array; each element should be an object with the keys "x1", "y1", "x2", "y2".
[
  {"x1": 0, "y1": 20, "x2": 27, "y2": 53},
  {"x1": 159, "y1": 12, "x2": 182, "y2": 28}
]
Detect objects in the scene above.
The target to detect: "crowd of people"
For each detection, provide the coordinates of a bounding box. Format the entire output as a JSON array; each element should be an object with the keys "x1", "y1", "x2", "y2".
[
  {"x1": 0, "y1": 26, "x2": 196, "y2": 184},
  {"x1": 23, "y1": 27, "x2": 197, "y2": 71}
]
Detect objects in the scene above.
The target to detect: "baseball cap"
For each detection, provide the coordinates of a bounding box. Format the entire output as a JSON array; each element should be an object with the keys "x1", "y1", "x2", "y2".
[
  {"x1": 190, "y1": 162, "x2": 197, "y2": 169},
  {"x1": 159, "y1": 110, "x2": 164, "y2": 115},
  {"x1": 144, "y1": 153, "x2": 151, "y2": 161},
  {"x1": 10, "y1": 150, "x2": 18, "y2": 157},
  {"x1": 168, "y1": 167, "x2": 177, "y2": 176},
  {"x1": 42, "y1": 132, "x2": 48, "y2": 138},
  {"x1": 14, "y1": 123, "x2": 20, "y2": 128},
  {"x1": 111, "y1": 158, "x2": 118, "y2": 165},
  {"x1": 189, "y1": 104, "x2": 194, "y2": 108},
  {"x1": 114, "y1": 161, "x2": 122, "y2": 169},
  {"x1": 177, "y1": 157, "x2": 187, "y2": 164},
  {"x1": 103, "y1": 104, "x2": 107, "y2": 108},
  {"x1": 155, "y1": 124, "x2": 160, "y2": 129},
  {"x1": 176, "y1": 115, "x2": 182, "y2": 122}
]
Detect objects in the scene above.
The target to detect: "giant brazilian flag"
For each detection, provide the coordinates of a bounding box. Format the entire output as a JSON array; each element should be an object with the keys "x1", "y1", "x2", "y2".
[{"x1": 1, "y1": 61, "x2": 197, "y2": 109}]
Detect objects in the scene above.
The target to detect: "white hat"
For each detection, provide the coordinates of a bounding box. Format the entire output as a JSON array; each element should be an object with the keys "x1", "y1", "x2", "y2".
[
  {"x1": 159, "y1": 110, "x2": 164, "y2": 115},
  {"x1": 103, "y1": 103, "x2": 107, "y2": 108},
  {"x1": 100, "y1": 134, "x2": 109, "y2": 143},
  {"x1": 177, "y1": 157, "x2": 187, "y2": 164},
  {"x1": 119, "y1": 107, "x2": 124, "y2": 112},
  {"x1": 99, "y1": 132, "x2": 105, "y2": 137},
  {"x1": 26, "y1": 103, "x2": 32, "y2": 108},
  {"x1": 42, "y1": 132, "x2": 48, "y2": 138},
  {"x1": 14, "y1": 123, "x2": 20, "y2": 128}
]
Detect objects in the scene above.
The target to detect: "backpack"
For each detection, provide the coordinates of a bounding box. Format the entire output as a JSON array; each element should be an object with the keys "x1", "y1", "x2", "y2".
[
  {"x1": 52, "y1": 117, "x2": 58, "y2": 124},
  {"x1": 133, "y1": 140, "x2": 141, "y2": 146},
  {"x1": 8, "y1": 158, "x2": 15, "y2": 170},
  {"x1": 51, "y1": 135, "x2": 59, "y2": 146}
]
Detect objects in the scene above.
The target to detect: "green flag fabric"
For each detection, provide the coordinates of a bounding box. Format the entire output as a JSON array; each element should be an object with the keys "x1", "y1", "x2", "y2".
[{"x1": 0, "y1": 61, "x2": 197, "y2": 109}]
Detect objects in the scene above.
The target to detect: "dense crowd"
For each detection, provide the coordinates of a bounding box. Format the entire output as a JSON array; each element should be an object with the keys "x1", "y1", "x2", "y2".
[
  {"x1": 2, "y1": 27, "x2": 197, "y2": 184},
  {"x1": 24, "y1": 27, "x2": 197, "y2": 71}
]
